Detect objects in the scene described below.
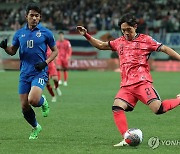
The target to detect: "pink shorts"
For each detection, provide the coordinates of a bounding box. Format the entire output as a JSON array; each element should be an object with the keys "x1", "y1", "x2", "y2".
[
  {"x1": 115, "y1": 81, "x2": 161, "y2": 110},
  {"x1": 56, "y1": 59, "x2": 68, "y2": 69},
  {"x1": 48, "y1": 61, "x2": 57, "y2": 77}
]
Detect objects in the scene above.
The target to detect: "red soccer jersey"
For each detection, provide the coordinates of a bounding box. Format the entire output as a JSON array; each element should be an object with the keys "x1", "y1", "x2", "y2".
[
  {"x1": 109, "y1": 34, "x2": 162, "y2": 87},
  {"x1": 56, "y1": 40, "x2": 72, "y2": 60},
  {"x1": 46, "y1": 47, "x2": 57, "y2": 76},
  {"x1": 46, "y1": 46, "x2": 51, "y2": 57}
]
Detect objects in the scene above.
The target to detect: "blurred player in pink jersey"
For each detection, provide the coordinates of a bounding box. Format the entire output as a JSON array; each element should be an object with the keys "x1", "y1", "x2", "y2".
[
  {"x1": 46, "y1": 47, "x2": 62, "y2": 102},
  {"x1": 77, "y1": 13, "x2": 180, "y2": 147},
  {"x1": 56, "y1": 31, "x2": 72, "y2": 86}
]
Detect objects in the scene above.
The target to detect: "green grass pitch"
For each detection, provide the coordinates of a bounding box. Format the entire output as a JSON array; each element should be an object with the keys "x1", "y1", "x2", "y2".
[{"x1": 0, "y1": 71, "x2": 179, "y2": 154}]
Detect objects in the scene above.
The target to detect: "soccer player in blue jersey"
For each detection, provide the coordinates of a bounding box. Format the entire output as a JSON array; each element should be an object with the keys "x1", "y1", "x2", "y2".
[{"x1": 0, "y1": 3, "x2": 58, "y2": 139}]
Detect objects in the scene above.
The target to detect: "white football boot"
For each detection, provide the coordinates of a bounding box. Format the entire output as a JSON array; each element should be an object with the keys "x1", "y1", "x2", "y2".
[
  {"x1": 51, "y1": 96, "x2": 56, "y2": 102},
  {"x1": 63, "y1": 81, "x2": 67, "y2": 86},
  {"x1": 113, "y1": 139, "x2": 128, "y2": 147},
  {"x1": 58, "y1": 80, "x2": 62, "y2": 85},
  {"x1": 55, "y1": 87, "x2": 62, "y2": 96}
]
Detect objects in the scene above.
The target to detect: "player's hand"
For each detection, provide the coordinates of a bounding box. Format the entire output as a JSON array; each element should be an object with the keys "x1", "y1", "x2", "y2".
[
  {"x1": 0, "y1": 39, "x2": 7, "y2": 49},
  {"x1": 34, "y1": 61, "x2": 47, "y2": 71},
  {"x1": 76, "y1": 26, "x2": 87, "y2": 36}
]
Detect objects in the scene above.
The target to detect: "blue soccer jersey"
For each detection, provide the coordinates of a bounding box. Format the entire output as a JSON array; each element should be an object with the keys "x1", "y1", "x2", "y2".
[{"x1": 12, "y1": 23, "x2": 56, "y2": 77}]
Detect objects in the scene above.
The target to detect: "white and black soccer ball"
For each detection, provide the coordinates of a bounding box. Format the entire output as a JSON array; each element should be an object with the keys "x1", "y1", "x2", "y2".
[{"x1": 124, "y1": 128, "x2": 143, "y2": 146}]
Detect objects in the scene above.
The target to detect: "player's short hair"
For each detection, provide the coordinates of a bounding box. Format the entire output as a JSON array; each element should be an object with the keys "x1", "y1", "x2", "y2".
[
  {"x1": 118, "y1": 13, "x2": 137, "y2": 27},
  {"x1": 58, "y1": 31, "x2": 64, "y2": 34},
  {"x1": 26, "y1": 2, "x2": 41, "y2": 15}
]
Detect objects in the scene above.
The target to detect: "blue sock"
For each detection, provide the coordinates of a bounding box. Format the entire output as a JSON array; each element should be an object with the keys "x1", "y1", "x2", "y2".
[
  {"x1": 33, "y1": 96, "x2": 44, "y2": 107},
  {"x1": 22, "y1": 107, "x2": 37, "y2": 127}
]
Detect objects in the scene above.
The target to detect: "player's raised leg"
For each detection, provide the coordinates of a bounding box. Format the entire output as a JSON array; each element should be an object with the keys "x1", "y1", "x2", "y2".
[
  {"x1": 149, "y1": 98, "x2": 180, "y2": 115},
  {"x1": 30, "y1": 76, "x2": 50, "y2": 117},
  {"x1": 41, "y1": 95, "x2": 49, "y2": 117}
]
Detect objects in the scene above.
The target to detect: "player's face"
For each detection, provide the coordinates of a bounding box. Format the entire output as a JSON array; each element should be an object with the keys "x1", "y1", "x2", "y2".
[
  {"x1": 59, "y1": 34, "x2": 64, "y2": 41},
  {"x1": 26, "y1": 10, "x2": 41, "y2": 29},
  {"x1": 121, "y1": 22, "x2": 137, "y2": 41}
]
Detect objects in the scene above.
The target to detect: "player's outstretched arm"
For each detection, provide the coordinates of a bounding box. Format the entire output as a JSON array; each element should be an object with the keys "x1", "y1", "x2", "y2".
[
  {"x1": 0, "y1": 39, "x2": 18, "y2": 56},
  {"x1": 160, "y1": 45, "x2": 180, "y2": 60},
  {"x1": 76, "y1": 26, "x2": 111, "y2": 50}
]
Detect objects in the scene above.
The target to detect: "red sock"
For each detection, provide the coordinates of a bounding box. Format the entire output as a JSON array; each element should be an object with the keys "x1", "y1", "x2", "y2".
[
  {"x1": 54, "y1": 80, "x2": 59, "y2": 89},
  {"x1": 57, "y1": 70, "x2": 61, "y2": 81},
  {"x1": 64, "y1": 71, "x2": 68, "y2": 81},
  {"x1": 46, "y1": 85, "x2": 55, "y2": 97},
  {"x1": 162, "y1": 99, "x2": 180, "y2": 112},
  {"x1": 113, "y1": 110, "x2": 128, "y2": 137}
]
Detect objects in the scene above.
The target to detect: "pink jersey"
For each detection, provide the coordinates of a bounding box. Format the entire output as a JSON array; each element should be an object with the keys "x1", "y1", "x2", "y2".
[
  {"x1": 109, "y1": 34, "x2": 162, "y2": 87},
  {"x1": 46, "y1": 46, "x2": 51, "y2": 57},
  {"x1": 46, "y1": 47, "x2": 57, "y2": 76},
  {"x1": 56, "y1": 40, "x2": 72, "y2": 60}
]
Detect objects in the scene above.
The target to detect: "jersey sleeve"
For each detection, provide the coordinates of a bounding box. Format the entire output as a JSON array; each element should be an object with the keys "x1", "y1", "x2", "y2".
[
  {"x1": 12, "y1": 31, "x2": 20, "y2": 47},
  {"x1": 67, "y1": 41, "x2": 72, "y2": 56},
  {"x1": 46, "y1": 30, "x2": 56, "y2": 48},
  {"x1": 147, "y1": 36, "x2": 162, "y2": 52},
  {"x1": 109, "y1": 39, "x2": 118, "y2": 51}
]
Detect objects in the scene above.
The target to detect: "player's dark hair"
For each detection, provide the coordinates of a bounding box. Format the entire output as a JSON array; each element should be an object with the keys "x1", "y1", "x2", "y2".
[
  {"x1": 26, "y1": 2, "x2": 41, "y2": 15},
  {"x1": 118, "y1": 13, "x2": 137, "y2": 27},
  {"x1": 58, "y1": 31, "x2": 64, "y2": 34}
]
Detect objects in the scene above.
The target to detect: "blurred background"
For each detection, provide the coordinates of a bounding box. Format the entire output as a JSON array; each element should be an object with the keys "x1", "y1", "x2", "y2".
[{"x1": 0, "y1": 0, "x2": 180, "y2": 71}]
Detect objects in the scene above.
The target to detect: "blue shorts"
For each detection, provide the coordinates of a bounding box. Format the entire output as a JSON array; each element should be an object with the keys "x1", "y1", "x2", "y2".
[{"x1": 19, "y1": 73, "x2": 48, "y2": 94}]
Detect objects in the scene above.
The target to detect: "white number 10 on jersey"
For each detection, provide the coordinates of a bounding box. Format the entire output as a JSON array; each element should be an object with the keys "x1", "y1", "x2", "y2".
[{"x1": 27, "y1": 40, "x2": 34, "y2": 48}]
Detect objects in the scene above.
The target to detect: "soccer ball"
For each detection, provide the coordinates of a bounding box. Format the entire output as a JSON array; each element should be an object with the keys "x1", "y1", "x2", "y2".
[{"x1": 124, "y1": 128, "x2": 143, "y2": 146}]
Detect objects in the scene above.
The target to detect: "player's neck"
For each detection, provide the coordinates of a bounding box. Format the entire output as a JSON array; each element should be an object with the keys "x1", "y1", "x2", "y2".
[{"x1": 28, "y1": 25, "x2": 36, "y2": 30}]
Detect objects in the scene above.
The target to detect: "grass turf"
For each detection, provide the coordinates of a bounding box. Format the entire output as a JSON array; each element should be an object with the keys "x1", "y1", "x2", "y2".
[{"x1": 0, "y1": 71, "x2": 179, "y2": 154}]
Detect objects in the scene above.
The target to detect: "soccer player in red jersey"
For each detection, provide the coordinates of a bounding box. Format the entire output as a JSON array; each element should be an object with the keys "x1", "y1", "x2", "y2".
[
  {"x1": 56, "y1": 31, "x2": 72, "y2": 86},
  {"x1": 46, "y1": 47, "x2": 62, "y2": 102},
  {"x1": 76, "y1": 13, "x2": 180, "y2": 147}
]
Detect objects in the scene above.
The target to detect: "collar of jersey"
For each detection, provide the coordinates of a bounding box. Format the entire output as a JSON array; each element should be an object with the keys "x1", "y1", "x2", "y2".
[
  {"x1": 123, "y1": 33, "x2": 140, "y2": 41},
  {"x1": 24, "y1": 23, "x2": 42, "y2": 30}
]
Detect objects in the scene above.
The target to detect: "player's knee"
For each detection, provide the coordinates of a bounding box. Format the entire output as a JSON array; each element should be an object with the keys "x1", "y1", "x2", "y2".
[
  {"x1": 28, "y1": 97, "x2": 38, "y2": 107},
  {"x1": 21, "y1": 103, "x2": 30, "y2": 111},
  {"x1": 155, "y1": 104, "x2": 164, "y2": 115},
  {"x1": 112, "y1": 106, "x2": 125, "y2": 112},
  {"x1": 112, "y1": 105, "x2": 134, "y2": 112}
]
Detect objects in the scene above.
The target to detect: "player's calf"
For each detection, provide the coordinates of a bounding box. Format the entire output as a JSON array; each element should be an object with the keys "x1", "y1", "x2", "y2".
[{"x1": 153, "y1": 99, "x2": 180, "y2": 115}]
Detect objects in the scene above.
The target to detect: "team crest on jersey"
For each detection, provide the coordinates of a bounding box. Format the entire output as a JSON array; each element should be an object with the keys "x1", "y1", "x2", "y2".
[
  {"x1": 135, "y1": 42, "x2": 140, "y2": 49},
  {"x1": 36, "y1": 31, "x2": 41, "y2": 37}
]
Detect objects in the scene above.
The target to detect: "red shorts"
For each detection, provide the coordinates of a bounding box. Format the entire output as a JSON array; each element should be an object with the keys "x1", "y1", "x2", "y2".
[
  {"x1": 56, "y1": 59, "x2": 68, "y2": 69},
  {"x1": 48, "y1": 61, "x2": 57, "y2": 77},
  {"x1": 115, "y1": 81, "x2": 160, "y2": 109}
]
